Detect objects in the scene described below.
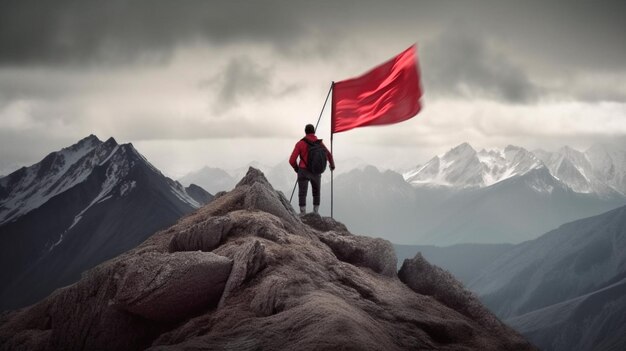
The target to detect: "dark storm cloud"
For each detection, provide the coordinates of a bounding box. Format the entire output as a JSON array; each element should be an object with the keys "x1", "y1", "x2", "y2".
[
  {"x1": 0, "y1": 0, "x2": 305, "y2": 65},
  {"x1": 420, "y1": 25, "x2": 540, "y2": 103},
  {"x1": 1, "y1": 0, "x2": 625, "y2": 73},
  {"x1": 478, "y1": 0, "x2": 626, "y2": 72}
]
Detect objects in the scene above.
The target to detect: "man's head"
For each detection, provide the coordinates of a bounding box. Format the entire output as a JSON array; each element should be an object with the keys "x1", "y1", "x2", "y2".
[{"x1": 305, "y1": 124, "x2": 315, "y2": 134}]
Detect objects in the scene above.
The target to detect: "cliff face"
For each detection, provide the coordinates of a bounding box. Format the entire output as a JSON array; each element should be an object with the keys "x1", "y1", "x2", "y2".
[{"x1": 0, "y1": 168, "x2": 535, "y2": 351}]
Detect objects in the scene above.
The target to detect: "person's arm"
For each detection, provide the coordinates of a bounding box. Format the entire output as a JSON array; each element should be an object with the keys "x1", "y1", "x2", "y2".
[
  {"x1": 289, "y1": 141, "x2": 301, "y2": 172},
  {"x1": 321, "y1": 141, "x2": 335, "y2": 170}
]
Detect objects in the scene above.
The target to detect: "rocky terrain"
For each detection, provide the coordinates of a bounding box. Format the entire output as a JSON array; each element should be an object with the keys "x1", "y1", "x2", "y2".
[{"x1": 0, "y1": 168, "x2": 534, "y2": 350}]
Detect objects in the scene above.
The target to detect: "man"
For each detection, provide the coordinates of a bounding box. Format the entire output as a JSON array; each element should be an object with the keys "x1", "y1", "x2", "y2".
[{"x1": 289, "y1": 124, "x2": 335, "y2": 215}]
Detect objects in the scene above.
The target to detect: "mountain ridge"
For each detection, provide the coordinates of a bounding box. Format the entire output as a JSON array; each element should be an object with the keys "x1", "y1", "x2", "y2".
[{"x1": 0, "y1": 168, "x2": 535, "y2": 351}]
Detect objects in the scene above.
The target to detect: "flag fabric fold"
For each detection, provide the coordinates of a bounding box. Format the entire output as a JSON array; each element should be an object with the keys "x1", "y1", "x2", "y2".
[{"x1": 331, "y1": 45, "x2": 423, "y2": 134}]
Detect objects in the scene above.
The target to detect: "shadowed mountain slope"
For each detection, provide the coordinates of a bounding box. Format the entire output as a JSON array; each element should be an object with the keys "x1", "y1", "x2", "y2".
[
  {"x1": 507, "y1": 277, "x2": 626, "y2": 351},
  {"x1": 0, "y1": 168, "x2": 534, "y2": 351},
  {"x1": 470, "y1": 205, "x2": 626, "y2": 319},
  {"x1": 0, "y1": 135, "x2": 210, "y2": 311}
]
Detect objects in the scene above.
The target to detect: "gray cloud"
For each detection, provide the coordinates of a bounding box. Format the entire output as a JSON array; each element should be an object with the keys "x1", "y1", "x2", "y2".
[
  {"x1": 421, "y1": 24, "x2": 540, "y2": 103},
  {"x1": 199, "y1": 56, "x2": 302, "y2": 114},
  {"x1": 480, "y1": 0, "x2": 626, "y2": 72},
  {"x1": 202, "y1": 57, "x2": 273, "y2": 114},
  {"x1": 2, "y1": 0, "x2": 625, "y2": 79},
  {"x1": 0, "y1": 0, "x2": 305, "y2": 66},
  {"x1": 0, "y1": 129, "x2": 79, "y2": 175}
]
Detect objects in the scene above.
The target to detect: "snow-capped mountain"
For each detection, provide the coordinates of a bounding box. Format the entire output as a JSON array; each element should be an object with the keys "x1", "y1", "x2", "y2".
[
  {"x1": 0, "y1": 135, "x2": 211, "y2": 311},
  {"x1": 404, "y1": 143, "x2": 626, "y2": 198},
  {"x1": 587, "y1": 143, "x2": 626, "y2": 193},
  {"x1": 404, "y1": 143, "x2": 544, "y2": 188},
  {"x1": 535, "y1": 144, "x2": 626, "y2": 196}
]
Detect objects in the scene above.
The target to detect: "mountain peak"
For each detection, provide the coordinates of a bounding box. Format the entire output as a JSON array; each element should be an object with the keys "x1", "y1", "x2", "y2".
[
  {"x1": 79, "y1": 134, "x2": 101, "y2": 144},
  {"x1": 0, "y1": 167, "x2": 534, "y2": 350},
  {"x1": 235, "y1": 166, "x2": 273, "y2": 188},
  {"x1": 504, "y1": 144, "x2": 523, "y2": 152},
  {"x1": 66, "y1": 134, "x2": 102, "y2": 152},
  {"x1": 448, "y1": 142, "x2": 476, "y2": 155},
  {"x1": 104, "y1": 136, "x2": 118, "y2": 146}
]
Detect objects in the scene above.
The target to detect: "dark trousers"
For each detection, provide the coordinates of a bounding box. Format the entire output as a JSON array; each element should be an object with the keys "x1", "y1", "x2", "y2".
[{"x1": 297, "y1": 168, "x2": 321, "y2": 207}]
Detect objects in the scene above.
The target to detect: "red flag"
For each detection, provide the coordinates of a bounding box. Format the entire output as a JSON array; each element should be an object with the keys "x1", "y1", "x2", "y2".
[{"x1": 331, "y1": 45, "x2": 423, "y2": 134}]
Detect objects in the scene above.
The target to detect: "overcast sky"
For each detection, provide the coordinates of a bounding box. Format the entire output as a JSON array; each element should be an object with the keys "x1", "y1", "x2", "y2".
[{"x1": 1, "y1": 0, "x2": 625, "y2": 177}]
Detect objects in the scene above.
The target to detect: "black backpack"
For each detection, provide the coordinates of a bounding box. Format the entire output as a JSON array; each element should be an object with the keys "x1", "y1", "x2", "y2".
[{"x1": 302, "y1": 138, "x2": 327, "y2": 174}]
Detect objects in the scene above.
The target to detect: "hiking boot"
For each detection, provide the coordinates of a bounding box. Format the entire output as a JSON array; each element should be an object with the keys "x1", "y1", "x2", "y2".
[
  {"x1": 299, "y1": 206, "x2": 306, "y2": 215},
  {"x1": 313, "y1": 205, "x2": 319, "y2": 214}
]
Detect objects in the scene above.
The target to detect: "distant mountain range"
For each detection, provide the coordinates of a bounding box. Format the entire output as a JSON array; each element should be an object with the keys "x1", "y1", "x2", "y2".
[
  {"x1": 178, "y1": 142, "x2": 626, "y2": 246},
  {"x1": 405, "y1": 143, "x2": 626, "y2": 197},
  {"x1": 0, "y1": 135, "x2": 211, "y2": 311},
  {"x1": 470, "y1": 204, "x2": 626, "y2": 318},
  {"x1": 329, "y1": 143, "x2": 626, "y2": 245},
  {"x1": 179, "y1": 161, "x2": 297, "y2": 196},
  {"x1": 396, "y1": 204, "x2": 626, "y2": 350},
  {"x1": 469, "y1": 204, "x2": 626, "y2": 351},
  {"x1": 178, "y1": 158, "x2": 370, "y2": 197}
]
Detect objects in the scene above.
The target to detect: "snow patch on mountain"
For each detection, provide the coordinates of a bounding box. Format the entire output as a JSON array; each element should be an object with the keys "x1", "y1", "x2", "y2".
[
  {"x1": 119, "y1": 181, "x2": 136, "y2": 197},
  {"x1": 404, "y1": 143, "x2": 543, "y2": 189},
  {"x1": 65, "y1": 146, "x2": 133, "y2": 232}
]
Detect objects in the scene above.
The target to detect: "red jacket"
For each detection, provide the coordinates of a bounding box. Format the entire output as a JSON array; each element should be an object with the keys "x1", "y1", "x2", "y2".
[{"x1": 289, "y1": 134, "x2": 335, "y2": 171}]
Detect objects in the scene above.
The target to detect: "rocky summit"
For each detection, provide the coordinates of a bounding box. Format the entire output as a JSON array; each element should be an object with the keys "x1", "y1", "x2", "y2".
[{"x1": 0, "y1": 168, "x2": 535, "y2": 351}]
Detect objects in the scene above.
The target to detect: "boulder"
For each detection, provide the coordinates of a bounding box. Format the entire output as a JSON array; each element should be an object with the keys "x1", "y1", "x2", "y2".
[
  {"x1": 316, "y1": 231, "x2": 397, "y2": 277},
  {"x1": 168, "y1": 215, "x2": 233, "y2": 252},
  {"x1": 301, "y1": 213, "x2": 348, "y2": 232},
  {"x1": 114, "y1": 251, "x2": 232, "y2": 322}
]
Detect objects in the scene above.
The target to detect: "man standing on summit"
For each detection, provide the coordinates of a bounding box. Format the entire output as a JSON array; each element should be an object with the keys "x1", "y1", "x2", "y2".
[{"x1": 289, "y1": 124, "x2": 335, "y2": 215}]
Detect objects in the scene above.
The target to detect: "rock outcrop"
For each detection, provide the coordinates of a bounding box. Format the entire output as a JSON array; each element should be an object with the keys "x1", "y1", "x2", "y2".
[
  {"x1": 399, "y1": 253, "x2": 510, "y2": 332},
  {"x1": 0, "y1": 168, "x2": 535, "y2": 351}
]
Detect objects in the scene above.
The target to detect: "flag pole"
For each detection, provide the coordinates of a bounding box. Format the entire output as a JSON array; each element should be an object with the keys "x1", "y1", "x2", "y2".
[
  {"x1": 289, "y1": 82, "x2": 334, "y2": 205},
  {"x1": 331, "y1": 128, "x2": 334, "y2": 219},
  {"x1": 330, "y1": 81, "x2": 335, "y2": 219}
]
